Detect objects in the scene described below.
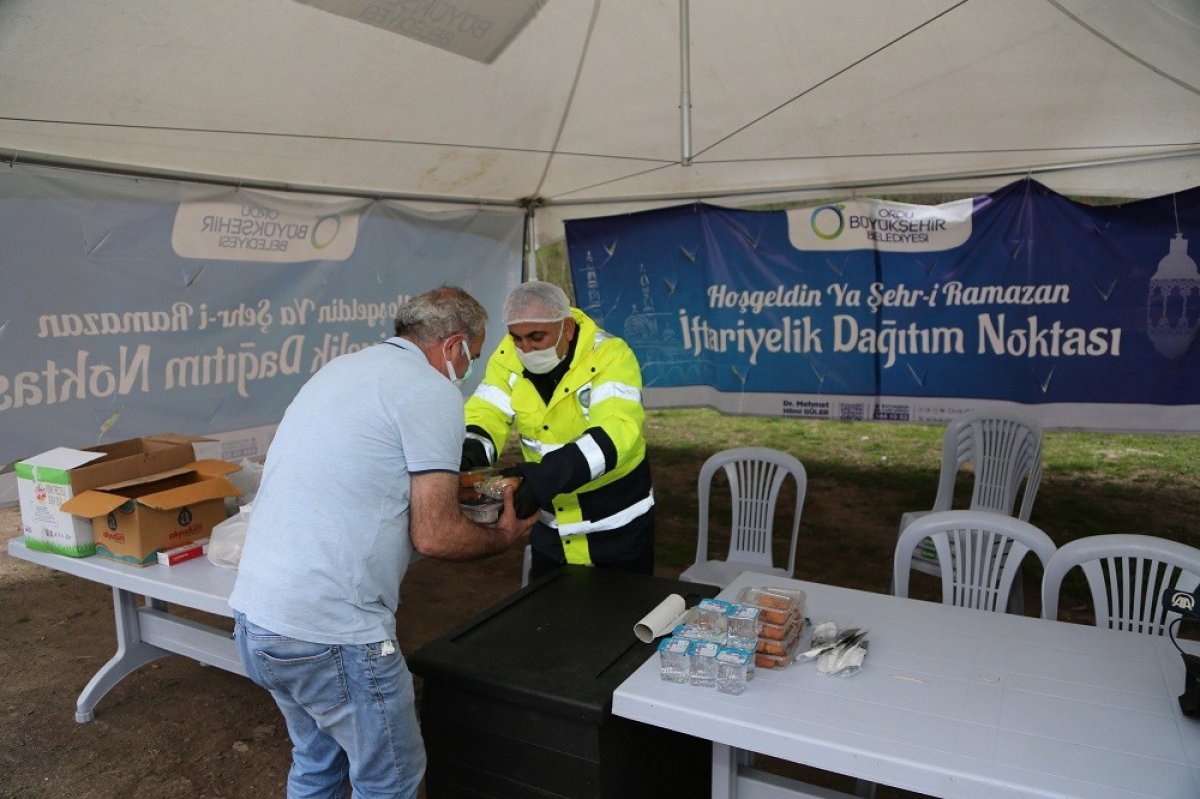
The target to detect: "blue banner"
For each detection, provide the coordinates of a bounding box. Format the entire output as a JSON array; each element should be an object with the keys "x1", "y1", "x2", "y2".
[
  {"x1": 0, "y1": 165, "x2": 524, "y2": 467},
  {"x1": 565, "y1": 180, "x2": 1200, "y2": 431}
]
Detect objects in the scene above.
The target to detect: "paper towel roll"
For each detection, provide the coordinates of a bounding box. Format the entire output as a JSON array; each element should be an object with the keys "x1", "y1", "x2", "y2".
[{"x1": 634, "y1": 593, "x2": 688, "y2": 643}]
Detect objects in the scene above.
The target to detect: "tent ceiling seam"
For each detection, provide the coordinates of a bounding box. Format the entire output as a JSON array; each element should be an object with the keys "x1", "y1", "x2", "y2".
[
  {"x1": 1045, "y1": 0, "x2": 1200, "y2": 97},
  {"x1": 527, "y1": 0, "x2": 603, "y2": 200},
  {"x1": 0, "y1": 115, "x2": 675, "y2": 165},
  {"x1": 542, "y1": 146, "x2": 1200, "y2": 207},
  {"x1": 2, "y1": 144, "x2": 1196, "y2": 214},
  {"x1": 539, "y1": 144, "x2": 1200, "y2": 204},
  {"x1": 695, "y1": 142, "x2": 1200, "y2": 163},
  {"x1": 0, "y1": 149, "x2": 523, "y2": 208},
  {"x1": 691, "y1": 0, "x2": 971, "y2": 161}
]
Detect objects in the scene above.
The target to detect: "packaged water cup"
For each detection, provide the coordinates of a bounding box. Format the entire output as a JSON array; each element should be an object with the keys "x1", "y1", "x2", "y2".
[
  {"x1": 725, "y1": 604, "x2": 761, "y2": 650},
  {"x1": 688, "y1": 639, "x2": 721, "y2": 687},
  {"x1": 671, "y1": 622, "x2": 708, "y2": 641},
  {"x1": 657, "y1": 637, "x2": 691, "y2": 683},
  {"x1": 694, "y1": 598, "x2": 732, "y2": 640},
  {"x1": 716, "y1": 646, "x2": 754, "y2": 695}
]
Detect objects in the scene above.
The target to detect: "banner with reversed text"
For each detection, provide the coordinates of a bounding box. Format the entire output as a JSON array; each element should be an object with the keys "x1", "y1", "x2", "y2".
[
  {"x1": 0, "y1": 165, "x2": 524, "y2": 467},
  {"x1": 564, "y1": 180, "x2": 1200, "y2": 431}
]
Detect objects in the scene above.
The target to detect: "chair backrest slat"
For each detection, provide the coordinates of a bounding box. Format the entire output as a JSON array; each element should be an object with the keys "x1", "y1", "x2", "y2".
[
  {"x1": 1042, "y1": 535, "x2": 1200, "y2": 636},
  {"x1": 932, "y1": 410, "x2": 1043, "y2": 522},
  {"x1": 896, "y1": 510, "x2": 1057, "y2": 614},
  {"x1": 692, "y1": 447, "x2": 807, "y2": 579}
]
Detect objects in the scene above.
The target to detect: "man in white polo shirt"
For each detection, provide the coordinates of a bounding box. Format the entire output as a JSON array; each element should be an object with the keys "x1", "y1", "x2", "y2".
[{"x1": 230, "y1": 286, "x2": 534, "y2": 799}]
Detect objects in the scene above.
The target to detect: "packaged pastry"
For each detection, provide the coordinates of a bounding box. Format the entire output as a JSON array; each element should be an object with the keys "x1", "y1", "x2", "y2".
[
  {"x1": 736, "y1": 586, "x2": 806, "y2": 625},
  {"x1": 458, "y1": 469, "x2": 492, "y2": 502},
  {"x1": 754, "y1": 625, "x2": 803, "y2": 669},
  {"x1": 459, "y1": 468, "x2": 496, "y2": 489},
  {"x1": 755, "y1": 617, "x2": 802, "y2": 655},
  {"x1": 758, "y1": 612, "x2": 801, "y2": 641},
  {"x1": 475, "y1": 474, "x2": 522, "y2": 500}
]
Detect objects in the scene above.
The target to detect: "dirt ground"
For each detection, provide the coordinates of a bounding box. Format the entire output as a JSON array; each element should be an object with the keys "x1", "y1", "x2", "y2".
[{"x1": 2, "y1": 501, "x2": 763, "y2": 799}]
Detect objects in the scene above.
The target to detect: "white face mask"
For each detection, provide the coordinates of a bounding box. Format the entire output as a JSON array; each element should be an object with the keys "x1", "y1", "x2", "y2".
[
  {"x1": 445, "y1": 338, "x2": 473, "y2": 389},
  {"x1": 516, "y1": 321, "x2": 566, "y2": 375}
]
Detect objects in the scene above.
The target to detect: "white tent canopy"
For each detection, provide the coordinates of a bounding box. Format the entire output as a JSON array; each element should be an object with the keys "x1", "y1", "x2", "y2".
[{"x1": 0, "y1": 0, "x2": 1197, "y2": 244}]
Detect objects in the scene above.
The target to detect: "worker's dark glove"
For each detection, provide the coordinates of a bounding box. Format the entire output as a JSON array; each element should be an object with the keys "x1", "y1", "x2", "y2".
[
  {"x1": 499, "y1": 464, "x2": 547, "y2": 519},
  {"x1": 460, "y1": 438, "x2": 491, "y2": 471}
]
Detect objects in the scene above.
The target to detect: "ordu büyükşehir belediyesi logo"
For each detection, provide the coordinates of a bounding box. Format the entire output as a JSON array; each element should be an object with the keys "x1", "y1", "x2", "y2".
[
  {"x1": 171, "y1": 198, "x2": 360, "y2": 263},
  {"x1": 786, "y1": 198, "x2": 974, "y2": 254}
]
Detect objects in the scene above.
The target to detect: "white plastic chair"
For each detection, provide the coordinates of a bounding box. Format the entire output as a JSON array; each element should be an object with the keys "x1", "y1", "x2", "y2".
[
  {"x1": 1041, "y1": 534, "x2": 1200, "y2": 635},
  {"x1": 897, "y1": 409, "x2": 1043, "y2": 611},
  {"x1": 679, "y1": 447, "x2": 806, "y2": 588},
  {"x1": 894, "y1": 510, "x2": 1057, "y2": 612}
]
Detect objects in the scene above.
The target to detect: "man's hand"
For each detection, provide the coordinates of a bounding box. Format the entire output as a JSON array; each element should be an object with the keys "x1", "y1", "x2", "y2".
[
  {"x1": 411, "y1": 471, "x2": 526, "y2": 560},
  {"x1": 492, "y1": 484, "x2": 537, "y2": 545}
]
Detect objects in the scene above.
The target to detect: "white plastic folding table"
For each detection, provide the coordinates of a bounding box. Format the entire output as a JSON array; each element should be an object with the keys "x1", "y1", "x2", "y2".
[
  {"x1": 8, "y1": 537, "x2": 243, "y2": 722},
  {"x1": 613, "y1": 571, "x2": 1200, "y2": 799}
]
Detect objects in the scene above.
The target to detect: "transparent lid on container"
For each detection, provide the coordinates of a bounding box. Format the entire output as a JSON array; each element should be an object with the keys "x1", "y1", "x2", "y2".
[{"x1": 736, "y1": 586, "x2": 806, "y2": 622}]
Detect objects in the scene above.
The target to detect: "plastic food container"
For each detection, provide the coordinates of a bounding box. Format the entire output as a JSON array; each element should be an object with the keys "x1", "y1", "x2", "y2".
[
  {"x1": 458, "y1": 468, "x2": 496, "y2": 502},
  {"x1": 756, "y1": 617, "x2": 803, "y2": 655},
  {"x1": 736, "y1": 586, "x2": 806, "y2": 625},
  {"x1": 754, "y1": 625, "x2": 803, "y2": 669},
  {"x1": 460, "y1": 499, "x2": 502, "y2": 524},
  {"x1": 475, "y1": 474, "x2": 522, "y2": 501},
  {"x1": 758, "y1": 612, "x2": 801, "y2": 641}
]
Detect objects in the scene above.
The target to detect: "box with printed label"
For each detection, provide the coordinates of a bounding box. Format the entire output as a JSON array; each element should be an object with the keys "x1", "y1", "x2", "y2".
[
  {"x1": 16, "y1": 434, "x2": 217, "y2": 557},
  {"x1": 60, "y1": 460, "x2": 241, "y2": 566}
]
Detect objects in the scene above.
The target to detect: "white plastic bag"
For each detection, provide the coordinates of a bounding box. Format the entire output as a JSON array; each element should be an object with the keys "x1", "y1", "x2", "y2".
[
  {"x1": 208, "y1": 504, "x2": 252, "y2": 569},
  {"x1": 224, "y1": 457, "x2": 265, "y2": 514}
]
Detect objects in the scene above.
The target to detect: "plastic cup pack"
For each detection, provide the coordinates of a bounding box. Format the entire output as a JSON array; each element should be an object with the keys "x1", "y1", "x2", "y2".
[
  {"x1": 693, "y1": 598, "x2": 733, "y2": 640},
  {"x1": 715, "y1": 646, "x2": 754, "y2": 695},
  {"x1": 724, "y1": 604, "x2": 761, "y2": 651},
  {"x1": 657, "y1": 636, "x2": 691, "y2": 683},
  {"x1": 687, "y1": 640, "x2": 721, "y2": 687}
]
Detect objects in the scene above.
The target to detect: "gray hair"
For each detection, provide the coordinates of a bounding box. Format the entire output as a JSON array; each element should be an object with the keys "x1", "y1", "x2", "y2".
[
  {"x1": 503, "y1": 281, "x2": 571, "y2": 325},
  {"x1": 393, "y1": 286, "x2": 487, "y2": 343}
]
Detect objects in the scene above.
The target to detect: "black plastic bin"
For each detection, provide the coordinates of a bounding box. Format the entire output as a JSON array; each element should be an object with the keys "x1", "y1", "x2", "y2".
[{"x1": 408, "y1": 566, "x2": 718, "y2": 798}]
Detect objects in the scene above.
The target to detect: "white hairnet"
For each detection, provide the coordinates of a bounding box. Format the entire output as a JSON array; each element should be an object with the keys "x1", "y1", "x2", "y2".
[{"x1": 503, "y1": 281, "x2": 571, "y2": 325}]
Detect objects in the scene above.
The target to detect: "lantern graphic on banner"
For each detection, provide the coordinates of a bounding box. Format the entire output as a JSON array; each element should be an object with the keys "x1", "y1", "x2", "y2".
[{"x1": 1147, "y1": 233, "x2": 1200, "y2": 359}]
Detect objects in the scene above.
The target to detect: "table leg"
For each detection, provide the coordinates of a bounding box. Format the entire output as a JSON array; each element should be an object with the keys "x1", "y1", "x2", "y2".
[
  {"x1": 74, "y1": 586, "x2": 173, "y2": 723},
  {"x1": 713, "y1": 742, "x2": 738, "y2": 799}
]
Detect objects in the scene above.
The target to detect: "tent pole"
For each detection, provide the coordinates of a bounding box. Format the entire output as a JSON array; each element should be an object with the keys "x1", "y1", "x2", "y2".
[
  {"x1": 524, "y1": 208, "x2": 538, "y2": 280},
  {"x1": 679, "y1": 0, "x2": 692, "y2": 166}
]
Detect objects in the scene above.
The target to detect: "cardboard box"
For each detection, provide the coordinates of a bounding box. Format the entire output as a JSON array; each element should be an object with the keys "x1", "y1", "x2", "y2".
[
  {"x1": 16, "y1": 434, "x2": 215, "y2": 557},
  {"x1": 61, "y1": 460, "x2": 241, "y2": 567}
]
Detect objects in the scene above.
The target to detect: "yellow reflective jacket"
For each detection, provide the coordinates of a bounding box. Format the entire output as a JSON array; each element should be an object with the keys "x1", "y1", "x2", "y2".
[{"x1": 464, "y1": 308, "x2": 653, "y2": 540}]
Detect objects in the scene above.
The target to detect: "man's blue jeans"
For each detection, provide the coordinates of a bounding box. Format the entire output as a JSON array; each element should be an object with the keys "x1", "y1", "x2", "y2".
[{"x1": 233, "y1": 613, "x2": 426, "y2": 799}]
